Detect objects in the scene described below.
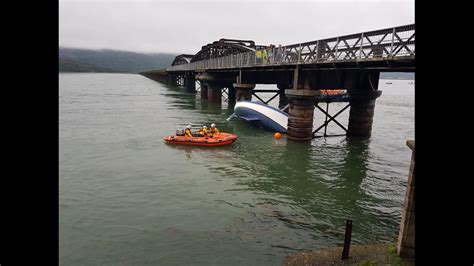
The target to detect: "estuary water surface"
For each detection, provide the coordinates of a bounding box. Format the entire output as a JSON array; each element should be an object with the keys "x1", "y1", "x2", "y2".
[{"x1": 59, "y1": 73, "x2": 414, "y2": 265}]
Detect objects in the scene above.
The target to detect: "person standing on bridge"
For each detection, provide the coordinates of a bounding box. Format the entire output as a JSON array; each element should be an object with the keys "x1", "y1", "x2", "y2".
[
  {"x1": 275, "y1": 44, "x2": 281, "y2": 63},
  {"x1": 268, "y1": 45, "x2": 274, "y2": 64},
  {"x1": 263, "y1": 48, "x2": 268, "y2": 64},
  {"x1": 256, "y1": 49, "x2": 263, "y2": 64},
  {"x1": 280, "y1": 45, "x2": 287, "y2": 62}
]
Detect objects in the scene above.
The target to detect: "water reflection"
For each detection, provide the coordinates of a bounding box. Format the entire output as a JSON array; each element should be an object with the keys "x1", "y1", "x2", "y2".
[
  {"x1": 165, "y1": 142, "x2": 235, "y2": 160},
  {"x1": 205, "y1": 135, "x2": 387, "y2": 243},
  {"x1": 160, "y1": 85, "x2": 197, "y2": 110},
  {"x1": 199, "y1": 100, "x2": 225, "y2": 114},
  {"x1": 329, "y1": 138, "x2": 372, "y2": 228},
  {"x1": 330, "y1": 138, "x2": 370, "y2": 198},
  {"x1": 227, "y1": 101, "x2": 236, "y2": 115},
  {"x1": 199, "y1": 99, "x2": 208, "y2": 110}
]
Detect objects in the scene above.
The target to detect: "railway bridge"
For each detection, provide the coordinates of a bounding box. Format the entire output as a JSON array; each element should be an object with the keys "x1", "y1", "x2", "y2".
[{"x1": 141, "y1": 24, "x2": 415, "y2": 141}]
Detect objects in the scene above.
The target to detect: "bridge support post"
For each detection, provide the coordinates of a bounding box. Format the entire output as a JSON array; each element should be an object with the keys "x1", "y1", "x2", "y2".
[
  {"x1": 185, "y1": 75, "x2": 196, "y2": 93},
  {"x1": 347, "y1": 90, "x2": 382, "y2": 137},
  {"x1": 196, "y1": 73, "x2": 231, "y2": 103},
  {"x1": 227, "y1": 83, "x2": 236, "y2": 103},
  {"x1": 233, "y1": 83, "x2": 256, "y2": 101},
  {"x1": 207, "y1": 83, "x2": 223, "y2": 103},
  {"x1": 157, "y1": 75, "x2": 164, "y2": 83},
  {"x1": 397, "y1": 140, "x2": 415, "y2": 258},
  {"x1": 345, "y1": 71, "x2": 382, "y2": 138},
  {"x1": 277, "y1": 83, "x2": 289, "y2": 112},
  {"x1": 285, "y1": 89, "x2": 320, "y2": 141},
  {"x1": 169, "y1": 74, "x2": 179, "y2": 87},
  {"x1": 200, "y1": 83, "x2": 208, "y2": 100}
]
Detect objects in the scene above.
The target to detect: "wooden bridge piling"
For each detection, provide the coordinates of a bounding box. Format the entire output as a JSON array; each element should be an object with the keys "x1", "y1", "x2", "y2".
[
  {"x1": 185, "y1": 74, "x2": 196, "y2": 93},
  {"x1": 200, "y1": 83, "x2": 208, "y2": 100},
  {"x1": 285, "y1": 89, "x2": 320, "y2": 141},
  {"x1": 233, "y1": 83, "x2": 255, "y2": 102},
  {"x1": 277, "y1": 83, "x2": 289, "y2": 112},
  {"x1": 397, "y1": 140, "x2": 415, "y2": 258},
  {"x1": 207, "y1": 82, "x2": 223, "y2": 103}
]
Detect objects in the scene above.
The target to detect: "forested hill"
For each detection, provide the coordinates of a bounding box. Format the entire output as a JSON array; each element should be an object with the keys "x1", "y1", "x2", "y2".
[
  {"x1": 59, "y1": 47, "x2": 177, "y2": 73},
  {"x1": 59, "y1": 58, "x2": 119, "y2": 73}
]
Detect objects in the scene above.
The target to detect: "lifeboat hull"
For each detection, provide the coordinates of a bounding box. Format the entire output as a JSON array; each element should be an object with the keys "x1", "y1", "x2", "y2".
[
  {"x1": 233, "y1": 101, "x2": 288, "y2": 133},
  {"x1": 164, "y1": 133, "x2": 237, "y2": 147}
]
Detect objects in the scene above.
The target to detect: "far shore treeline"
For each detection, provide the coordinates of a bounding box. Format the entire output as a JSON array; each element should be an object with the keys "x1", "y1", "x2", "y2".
[
  {"x1": 59, "y1": 47, "x2": 176, "y2": 74},
  {"x1": 58, "y1": 47, "x2": 414, "y2": 80}
]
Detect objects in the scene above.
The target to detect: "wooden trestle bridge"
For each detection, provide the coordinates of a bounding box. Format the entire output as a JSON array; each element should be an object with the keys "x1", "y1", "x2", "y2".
[{"x1": 141, "y1": 24, "x2": 415, "y2": 140}]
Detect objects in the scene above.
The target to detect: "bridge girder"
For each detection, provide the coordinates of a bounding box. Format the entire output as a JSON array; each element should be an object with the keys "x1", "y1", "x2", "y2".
[
  {"x1": 190, "y1": 39, "x2": 258, "y2": 62},
  {"x1": 171, "y1": 54, "x2": 195, "y2": 66}
]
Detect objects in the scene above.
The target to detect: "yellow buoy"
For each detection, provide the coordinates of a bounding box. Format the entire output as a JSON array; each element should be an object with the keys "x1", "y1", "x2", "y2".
[{"x1": 274, "y1": 132, "x2": 282, "y2": 140}]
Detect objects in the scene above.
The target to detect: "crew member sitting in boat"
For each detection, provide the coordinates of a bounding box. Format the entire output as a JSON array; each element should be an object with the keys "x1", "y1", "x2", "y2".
[
  {"x1": 209, "y1": 123, "x2": 219, "y2": 137},
  {"x1": 198, "y1": 125, "x2": 208, "y2": 137},
  {"x1": 184, "y1": 125, "x2": 193, "y2": 137}
]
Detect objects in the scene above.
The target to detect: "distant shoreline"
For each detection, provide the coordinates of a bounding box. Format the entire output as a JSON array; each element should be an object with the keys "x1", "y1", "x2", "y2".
[{"x1": 59, "y1": 47, "x2": 176, "y2": 74}]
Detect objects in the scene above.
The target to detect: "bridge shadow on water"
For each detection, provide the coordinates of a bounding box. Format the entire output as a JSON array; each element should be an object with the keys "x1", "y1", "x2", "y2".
[
  {"x1": 164, "y1": 141, "x2": 236, "y2": 160},
  {"x1": 159, "y1": 84, "x2": 198, "y2": 111},
  {"x1": 159, "y1": 84, "x2": 235, "y2": 117}
]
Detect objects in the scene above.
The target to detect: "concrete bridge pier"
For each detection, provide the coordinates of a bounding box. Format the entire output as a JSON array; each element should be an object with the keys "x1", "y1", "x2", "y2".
[
  {"x1": 285, "y1": 89, "x2": 319, "y2": 141},
  {"x1": 185, "y1": 74, "x2": 196, "y2": 93},
  {"x1": 196, "y1": 73, "x2": 230, "y2": 103},
  {"x1": 233, "y1": 83, "x2": 255, "y2": 101},
  {"x1": 346, "y1": 72, "x2": 382, "y2": 137},
  {"x1": 169, "y1": 73, "x2": 180, "y2": 87},
  {"x1": 206, "y1": 82, "x2": 223, "y2": 103},
  {"x1": 227, "y1": 83, "x2": 236, "y2": 103},
  {"x1": 347, "y1": 91, "x2": 382, "y2": 137}
]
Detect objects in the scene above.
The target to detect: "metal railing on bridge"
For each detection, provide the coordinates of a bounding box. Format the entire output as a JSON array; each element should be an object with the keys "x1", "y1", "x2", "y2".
[{"x1": 166, "y1": 24, "x2": 414, "y2": 72}]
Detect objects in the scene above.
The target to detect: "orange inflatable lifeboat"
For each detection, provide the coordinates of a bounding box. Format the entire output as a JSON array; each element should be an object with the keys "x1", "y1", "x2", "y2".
[
  {"x1": 319, "y1": 89, "x2": 346, "y2": 96},
  {"x1": 164, "y1": 132, "x2": 237, "y2": 147}
]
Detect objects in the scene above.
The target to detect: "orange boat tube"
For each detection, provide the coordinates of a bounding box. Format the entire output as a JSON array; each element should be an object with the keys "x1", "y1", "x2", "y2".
[
  {"x1": 319, "y1": 89, "x2": 346, "y2": 96},
  {"x1": 163, "y1": 132, "x2": 237, "y2": 147}
]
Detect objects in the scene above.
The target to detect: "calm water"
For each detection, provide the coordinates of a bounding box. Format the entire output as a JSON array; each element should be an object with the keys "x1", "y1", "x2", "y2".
[{"x1": 59, "y1": 73, "x2": 414, "y2": 265}]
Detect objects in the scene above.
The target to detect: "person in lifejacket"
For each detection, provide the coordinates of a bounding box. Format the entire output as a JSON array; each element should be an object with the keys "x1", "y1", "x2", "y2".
[
  {"x1": 198, "y1": 125, "x2": 208, "y2": 137},
  {"x1": 184, "y1": 125, "x2": 193, "y2": 137},
  {"x1": 209, "y1": 123, "x2": 219, "y2": 137}
]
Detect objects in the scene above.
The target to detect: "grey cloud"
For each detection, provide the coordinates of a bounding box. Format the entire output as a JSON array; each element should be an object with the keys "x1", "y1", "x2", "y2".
[{"x1": 59, "y1": 1, "x2": 414, "y2": 54}]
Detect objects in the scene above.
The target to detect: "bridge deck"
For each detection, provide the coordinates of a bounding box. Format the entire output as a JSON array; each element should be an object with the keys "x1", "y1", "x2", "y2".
[{"x1": 165, "y1": 24, "x2": 414, "y2": 73}]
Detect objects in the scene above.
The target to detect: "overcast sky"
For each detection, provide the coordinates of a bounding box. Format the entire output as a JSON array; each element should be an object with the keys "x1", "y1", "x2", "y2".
[{"x1": 59, "y1": 0, "x2": 414, "y2": 54}]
